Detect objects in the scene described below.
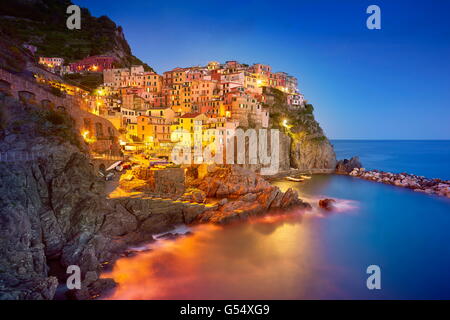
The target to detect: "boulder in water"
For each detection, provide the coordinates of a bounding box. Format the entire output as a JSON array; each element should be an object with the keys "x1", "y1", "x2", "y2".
[
  {"x1": 336, "y1": 157, "x2": 362, "y2": 174},
  {"x1": 319, "y1": 199, "x2": 336, "y2": 211}
]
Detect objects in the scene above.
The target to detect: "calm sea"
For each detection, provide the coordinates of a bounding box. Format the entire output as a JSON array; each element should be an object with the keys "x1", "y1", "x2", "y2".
[
  {"x1": 332, "y1": 140, "x2": 450, "y2": 180},
  {"x1": 102, "y1": 140, "x2": 450, "y2": 300}
]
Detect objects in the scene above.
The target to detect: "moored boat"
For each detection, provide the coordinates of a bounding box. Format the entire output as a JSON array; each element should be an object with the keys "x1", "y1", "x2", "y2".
[{"x1": 286, "y1": 177, "x2": 304, "y2": 182}]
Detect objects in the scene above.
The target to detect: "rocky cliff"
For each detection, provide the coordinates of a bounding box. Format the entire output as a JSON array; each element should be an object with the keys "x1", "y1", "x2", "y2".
[
  {"x1": 264, "y1": 87, "x2": 336, "y2": 171},
  {"x1": 0, "y1": 95, "x2": 175, "y2": 299},
  {"x1": 0, "y1": 0, "x2": 153, "y2": 72},
  {"x1": 0, "y1": 94, "x2": 310, "y2": 299},
  {"x1": 0, "y1": 95, "x2": 112, "y2": 299},
  {"x1": 190, "y1": 166, "x2": 310, "y2": 224}
]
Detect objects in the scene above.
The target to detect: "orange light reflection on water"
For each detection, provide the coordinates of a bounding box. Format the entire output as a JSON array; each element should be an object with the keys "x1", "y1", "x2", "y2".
[{"x1": 101, "y1": 210, "x2": 327, "y2": 300}]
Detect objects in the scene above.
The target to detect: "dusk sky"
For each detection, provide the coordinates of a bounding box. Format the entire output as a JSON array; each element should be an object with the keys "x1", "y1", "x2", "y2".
[{"x1": 74, "y1": 0, "x2": 450, "y2": 140}]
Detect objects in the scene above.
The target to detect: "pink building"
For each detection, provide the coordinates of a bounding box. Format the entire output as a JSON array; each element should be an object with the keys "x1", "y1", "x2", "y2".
[
  {"x1": 39, "y1": 57, "x2": 65, "y2": 68},
  {"x1": 70, "y1": 55, "x2": 117, "y2": 73},
  {"x1": 287, "y1": 93, "x2": 305, "y2": 107},
  {"x1": 185, "y1": 68, "x2": 206, "y2": 81},
  {"x1": 252, "y1": 63, "x2": 272, "y2": 76}
]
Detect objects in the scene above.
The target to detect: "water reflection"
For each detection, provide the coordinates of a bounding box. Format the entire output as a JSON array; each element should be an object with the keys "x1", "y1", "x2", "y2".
[
  {"x1": 102, "y1": 175, "x2": 450, "y2": 300},
  {"x1": 102, "y1": 208, "x2": 327, "y2": 300}
]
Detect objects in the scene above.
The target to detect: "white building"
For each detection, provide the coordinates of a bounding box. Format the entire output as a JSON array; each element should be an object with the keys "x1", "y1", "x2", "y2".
[{"x1": 39, "y1": 57, "x2": 64, "y2": 68}]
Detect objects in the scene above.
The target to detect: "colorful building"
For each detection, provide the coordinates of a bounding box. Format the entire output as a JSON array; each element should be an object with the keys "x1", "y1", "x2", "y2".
[
  {"x1": 39, "y1": 57, "x2": 65, "y2": 68},
  {"x1": 137, "y1": 115, "x2": 171, "y2": 147},
  {"x1": 171, "y1": 113, "x2": 208, "y2": 146},
  {"x1": 146, "y1": 107, "x2": 176, "y2": 123},
  {"x1": 70, "y1": 55, "x2": 117, "y2": 73}
]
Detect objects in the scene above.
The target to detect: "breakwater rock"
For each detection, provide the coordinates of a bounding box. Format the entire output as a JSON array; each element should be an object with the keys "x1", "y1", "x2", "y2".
[
  {"x1": 336, "y1": 157, "x2": 362, "y2": 174},
  {"x1": 349, "y1": 168, "x2": 450, "y2": 198}
]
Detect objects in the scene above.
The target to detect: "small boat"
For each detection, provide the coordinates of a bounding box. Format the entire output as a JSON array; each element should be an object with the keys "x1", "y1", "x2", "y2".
[
  {"x1": 286, "y1": 177, "x2": 304, "y2": 182},
  {"x1": 301, "y1": 175, "x2": 312, "y2": 180},
  {"x1": 106, "y1": 161, "x2": 123, "y2": 172},
  {"x1": 105, "y1": 172, "x2": 115, "y2": 181}
]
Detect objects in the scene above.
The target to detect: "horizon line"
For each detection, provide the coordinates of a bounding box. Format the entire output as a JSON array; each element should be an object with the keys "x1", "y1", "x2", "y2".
[{"x1": 330, "y1": 139, "x2": 450, "y2": 141}]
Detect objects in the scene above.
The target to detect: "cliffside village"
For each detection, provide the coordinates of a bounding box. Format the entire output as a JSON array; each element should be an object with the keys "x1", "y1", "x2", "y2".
[{"x1": 35, "y1": 51, "x2": 306, "y2": 161}]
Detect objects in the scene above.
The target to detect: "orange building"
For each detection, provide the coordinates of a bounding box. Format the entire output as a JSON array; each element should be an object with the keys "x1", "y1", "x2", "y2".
[{"x1": 137, "y1": 115, "x2": 171, "y2": 147}]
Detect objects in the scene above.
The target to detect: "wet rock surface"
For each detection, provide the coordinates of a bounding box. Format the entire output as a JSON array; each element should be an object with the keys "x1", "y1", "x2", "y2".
[
  {"x1": 190, "y1": 166, "x2": 311, "y2": 224},
  {"x1": 319, "y1": 199, "x2": 336, "y2": 211}
]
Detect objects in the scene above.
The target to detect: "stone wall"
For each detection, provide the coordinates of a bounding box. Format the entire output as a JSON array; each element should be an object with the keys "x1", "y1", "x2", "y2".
[
  {"x1": 0, "y1": 68, "x2": 121, "y2": 155},
  {"x1": 132, "y1": 167, "x2": 186, "y2": 195}
]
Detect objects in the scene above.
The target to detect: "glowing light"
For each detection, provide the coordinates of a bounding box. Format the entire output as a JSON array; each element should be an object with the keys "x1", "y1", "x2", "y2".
[
  {"x1": 283, "y1": 119, "x2": 288, "y2": 127},
  {"x1": 81, "y1": 130, "x2": 92, "y2": 143},
  {"x1": 82, "y1": 130, "x2": 97, "y2": 143}
]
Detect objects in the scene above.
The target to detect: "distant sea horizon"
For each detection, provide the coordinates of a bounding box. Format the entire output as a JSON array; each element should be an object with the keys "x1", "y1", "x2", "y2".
[
  {"x1": 331, "y1": 139, "x2": 450, "y2": 141},
  {"x1": 331, "y1": 140, "x2": 450, "y2": 180}
]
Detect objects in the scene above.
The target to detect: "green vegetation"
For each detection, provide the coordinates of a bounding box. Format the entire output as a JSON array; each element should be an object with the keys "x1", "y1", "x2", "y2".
[
  {"x1": 63, "y1": 73, "x2": 103, "y2": 91},
  {"x1": 0, "y1": 40, "x2": 28, "y2": 72},
  {"x1": 264, "y1": 87, "x2": 325, "y2": 138},
  {"x1": 1, "y1": 94, "x2": 82, "y2": 148},
  {"x1": 32, "y1": 108, "x2": 82, "y2": 148},
  {"x1": 304, "y1": 103, "x2": 314, "y2": 114},
  {"x1": 0, "y1": 0, "x2": 153, "y2": 71}
]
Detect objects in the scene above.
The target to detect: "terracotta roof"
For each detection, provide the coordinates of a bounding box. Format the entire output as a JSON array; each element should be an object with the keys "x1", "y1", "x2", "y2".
[
  {"x1": 148, "y1": 107, "x2": 171, "y2": 110},
  {"x1": 180, "y1": 112, "x2": 202, "y2": 118}
]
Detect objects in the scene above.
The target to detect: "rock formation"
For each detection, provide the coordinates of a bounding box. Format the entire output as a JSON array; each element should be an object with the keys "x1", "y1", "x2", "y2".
[
  {"x1": 0, "y1": 0, "x2": 153, "y2": 73},
  {"x1": 0, "y1": 96, "x2": 194, "y2": 299},
  {"x1": 120, "y1": 167, "x2": 185, "y2": 195},
  {"x1": 349, "y1": 168, "x2": 450, "y2": 198},
  {"x1": 0, "y1": 96, "x2": 311, "y2": 299},
  {"x1": 336, "y1": 157, "x2": 363, "y2": 174},
  {"x1": 263, "y1": 87, "x2": 337, "y2": 171},
  {"x1": 290, "y1": 134, "x2": 337, "y2": 171},
  {"x1": 319, "y1": 199, "x2": 336, "y2": 211},
  {"x1": 190, "y1": 166, "x2": 311, "y2": 224}
]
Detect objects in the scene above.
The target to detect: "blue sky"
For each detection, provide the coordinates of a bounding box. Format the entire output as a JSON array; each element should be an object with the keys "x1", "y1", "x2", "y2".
[{"x1": 74, "y1": 0, "x2": 450, "y2": 139}]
